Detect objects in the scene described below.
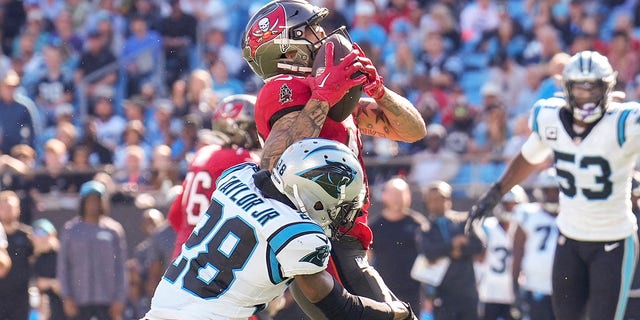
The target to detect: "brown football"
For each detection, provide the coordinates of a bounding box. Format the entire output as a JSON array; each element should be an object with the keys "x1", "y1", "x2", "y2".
[{"x1": 312, "y1": 33, "x2": 363, "y2": 122}]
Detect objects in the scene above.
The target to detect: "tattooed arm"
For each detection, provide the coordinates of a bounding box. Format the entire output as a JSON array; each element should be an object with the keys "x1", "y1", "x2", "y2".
[
  {"x1": 261, "y1": 99, "x2": 330, "y2": 170},
  {"x1": 353, "y1": 92, "x2": 427, "y2": 142}
]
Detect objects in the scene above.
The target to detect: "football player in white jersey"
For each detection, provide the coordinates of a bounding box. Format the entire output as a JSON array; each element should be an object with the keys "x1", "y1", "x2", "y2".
[
  {"x1": 477, "y1": 186, "x2": 527, "y2": 320},
  {"x1": 512, "y1": 168, "x2": 559, "y2": 320},
  {"x1": 145, "y1": 138, "x2": 413, "y2": 320},
  {"x1": 466, "y1": 51, "x2": 639, "y2": 320}
]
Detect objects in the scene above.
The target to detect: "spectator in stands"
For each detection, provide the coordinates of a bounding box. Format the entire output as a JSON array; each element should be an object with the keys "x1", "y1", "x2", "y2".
[
  {"x1": 123, "y1": 96, "x2": 147, "y2": 123},
  {"x1": 149, "y1": 144, "x2": 180, "y2": 190},
  {"x1": 0, "y1": 223, "x2": 9, "y2": 278},
  {"x1": 0, "y1": 190, "x2": 34, "y2": 320},
  {"x1": 469, "y1": 103, "x2": 510, "y2": 184},
  {"x1": 536, "y1": 52, "x2": 570, "y2": 100},
  {"x1": 130, "y1": 0, "x2": 162, "y2": 32},
  {"x1": 15, "y1": 9, "x2": 51, "y2": 82},
  {"x1": 169, "y1": 78, "x2": 188, "y2": 118},
  {"x1": 1, "y1": 0, "x2": 27, "y2": 56},
  {"x1": 33, "y1": 44, "x2": 74, "y2": 129},
  {"x1": 93, "y1": 96, "x2": 126, "y2": 152},
  {"x1": 503, "y1": 115, "x2": 531, "y2": 161},
  {"x1": 370, "y1": 177, "x2": 428, "y2": 312},
  {"x1": 418, "y1": 29, "x2": 463, "y2": 91},
  {"x1": 459, "y1": 0, "x2": 500, "y2": 43},
  {"x1": 378, "y1": 0, "x2": 412, "y2": 33},
  {"x1": 0, "y1": 69, "x2": 36, "y2": 154},
  {"x1": 74, "y1": 30, "x2": 117, "y2": 106},
  {"x1": 73, "y1": 119, "x2": 113, "y2": 166},
  {"x1": 122, "y1": 15, "x2": 162, "y2": 97},
  {"x1": 170, "y1": 114, "x2": 200, "y2": 168},
  {"x1": 5, "y1": 145, "x2": 37, "y2": 225},
  {"x1": 318, "y1": 0, "x2": 350, "y2": 35},
  {"x1": 443, "y1": 97, "x2": 477, "y2": 156},
  {"x1": 486, "y1": 51, "x2": 526, "y2": 117},
  {"x1": 419, "y1": 181, "x2": 482, "y2": 320},
  {"x1": 32, "y1": 218, "x2": 67, "y2": 320},
  {"x1": 514, "y1": 65, "x2": 544, "y2": 116},
  {"x1": 65, "y1": 0, "x2": 91, "y2": 31},
  {"x1": 146, "y1": 99, "x2": 178, "y2": 148},
  {"x1": 159, "y1": 0, "x2": 197, "y2": 88},
  {"x1": 30, "y1": 138, "x2": 88, "y2": 200},
  {"x1": 349, "y1": 1, "x2": 387, "y2": 56},
  {"x1": 70, "y1": 144, "x2": 93, "y2": 172},
  {"x1": 384, "y1": 41, "x2": 425, "y2": 98},
  {"x1": 209, "y1": 58, "x2": 244, "y2": 98},
  {"x1": 186, "y1": 69, "x2": 217, "y2": 119},
  {"x1": 607, "y1": 30, "x2": 640, "y2": 86},
  {"x1": 201, "y1": 27, "x2": 244, "y2": 77},
  {"x1": 410, "y1": 123, "x2": 460, "y2": 189},
  {"x1": 51, "y1": 10, "x2": 83, "y2": 57},
  {"x1": 114, "y1": 120, "x2": 151, "y2": 170},
  {"x1": 424, "y1": 3, "x2": 460, "y2": 53},
  {"x1": 522, "y1": 24, "x2": 564, "y2": 65},
  {"x1": 113, "y1": 145, "x2": 152, "y2": 198},
  {"x1": 90, "y1": 4, "x2": 127, "y2": 56},
  {"x1": 58, "y1": 180, "x2": 127, "y2": 320}
]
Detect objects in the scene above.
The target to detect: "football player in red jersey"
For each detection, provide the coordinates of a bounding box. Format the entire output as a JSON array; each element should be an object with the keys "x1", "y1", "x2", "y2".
[
  {"x1": 167, "y1": 94, "x2": 261, "y2": 258},
  {"x1": 241, "y1": 0, "x2": 426, "y2": 318}
]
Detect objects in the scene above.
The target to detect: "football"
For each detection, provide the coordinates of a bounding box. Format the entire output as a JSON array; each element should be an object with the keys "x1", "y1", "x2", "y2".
[{"x1": 312, "y1": 33, "x2": 363, "y2": 122}]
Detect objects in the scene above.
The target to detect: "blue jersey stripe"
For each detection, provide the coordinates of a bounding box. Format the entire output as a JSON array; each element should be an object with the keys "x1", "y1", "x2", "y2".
[
  {"x1": 266, "y1": 249, "x2": 285, "y2": 284},
  {"x1": 532, "y1": 105, "x2": 542, "y2": 136},
  {"x1": 614, "y1": 234, "x2": 637, "y2": 320},
  {"x1": 268, "y1": 222, "x2": 325, "y2": 255},
  {"x1": 617, "y1": 110, "x2": 631, "y2": 147}
]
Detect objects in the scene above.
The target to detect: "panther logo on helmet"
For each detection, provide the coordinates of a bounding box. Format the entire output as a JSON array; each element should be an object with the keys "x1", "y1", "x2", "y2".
[
  {"x1": 298, "y1": 160, "x2": 357, "y2": 199},
  {"x1": 245, "y1": 4, "x2": 287, "y2": 58}
]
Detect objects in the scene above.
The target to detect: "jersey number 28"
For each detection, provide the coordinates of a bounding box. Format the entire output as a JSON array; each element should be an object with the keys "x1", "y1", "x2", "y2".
[{"x1": 164, "y1": 200, "x2": 258, "y2": 299}]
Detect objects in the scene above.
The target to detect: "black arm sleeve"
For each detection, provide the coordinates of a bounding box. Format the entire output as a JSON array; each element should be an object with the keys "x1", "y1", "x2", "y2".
[{"x1": 312, "y1": 278, "x2": 395, "y2": 320}]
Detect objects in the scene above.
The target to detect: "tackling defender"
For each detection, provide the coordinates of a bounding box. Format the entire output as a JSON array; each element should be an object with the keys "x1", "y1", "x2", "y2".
[{"x1": 146, "y1": 138, "x2": 412, "y2": 320}]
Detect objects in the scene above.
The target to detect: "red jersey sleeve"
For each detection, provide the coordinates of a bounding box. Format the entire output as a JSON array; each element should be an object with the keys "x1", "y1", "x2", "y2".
[{"x1": 255, "y1": 75, "x2": 312, "y2": 139}]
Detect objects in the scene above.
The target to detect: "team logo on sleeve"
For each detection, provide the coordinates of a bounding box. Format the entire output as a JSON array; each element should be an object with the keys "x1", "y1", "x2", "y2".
[
  {"x1": 299, "y1": 244, "x2": 330, "y2": 267},
  {"x1": 279, "y1": 84, "x2": 293, "y2": 104},
  {"x1": 545, "y1": 127, "x2": 557, "y2": 140},
  {"x1": 297, "y1": 160, "x2": 357, "y2": 198}
]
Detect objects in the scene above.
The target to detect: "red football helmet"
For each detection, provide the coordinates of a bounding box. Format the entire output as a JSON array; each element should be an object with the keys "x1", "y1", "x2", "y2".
[{"x1": 241, "y1": 0, "x2": 348, "y2": 80}]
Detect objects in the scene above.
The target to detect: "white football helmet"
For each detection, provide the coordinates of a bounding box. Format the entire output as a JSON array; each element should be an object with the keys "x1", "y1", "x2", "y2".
[
  {"x1": 271, "y1": 138, "x2": 366, "y2": 237},
  {"x1": 533, "y1": 168, "x2": 560, "y2": 214},
  {"x1": 562, "y1": 51, "x2": 617, "y2": 124},
  {"x1": 493, "y1": 185, "x2": 528, "y2": 222}
]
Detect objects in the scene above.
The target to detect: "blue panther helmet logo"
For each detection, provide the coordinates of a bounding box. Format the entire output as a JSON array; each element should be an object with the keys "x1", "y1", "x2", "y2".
[{"x1": 297, "y1": 160, "x2": 357, "y2": 199}]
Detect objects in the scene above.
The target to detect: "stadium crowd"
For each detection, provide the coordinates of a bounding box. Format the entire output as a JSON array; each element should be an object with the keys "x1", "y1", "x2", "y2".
[{"x1": 1, "y1": 0, "x2": 640, "y2": 319}]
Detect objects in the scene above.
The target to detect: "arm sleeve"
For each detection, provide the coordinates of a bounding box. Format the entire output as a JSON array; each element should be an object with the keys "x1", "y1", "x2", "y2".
[
  {"x1": 522, "y1": 102, "x2": 553, "y2": 164},
  {"x1": 275, "y1": 224, "x2": 330, "y2": 277},
  {"x1": 313, "y1": 277, "x2": 394, "y2": 320},
  {"x1": 521, "y1": 133, "x2": 551, "y2": 164}
]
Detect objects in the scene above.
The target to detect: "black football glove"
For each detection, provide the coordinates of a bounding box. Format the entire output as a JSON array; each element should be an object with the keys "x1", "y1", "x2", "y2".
[{"x1": 465, "y1": 182, "x2": 503, "y2": 234}]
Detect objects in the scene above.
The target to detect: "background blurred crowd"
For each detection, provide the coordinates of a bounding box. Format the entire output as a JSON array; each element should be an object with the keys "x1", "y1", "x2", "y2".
[{"x1": 1, "y1": 0, "x2": 640, "y2": 319}]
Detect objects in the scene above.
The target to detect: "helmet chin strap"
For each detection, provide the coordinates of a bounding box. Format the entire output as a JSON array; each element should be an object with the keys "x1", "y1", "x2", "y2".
[{"x1": 291, "y1": 184, "x2": 307, "y2": 214}]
